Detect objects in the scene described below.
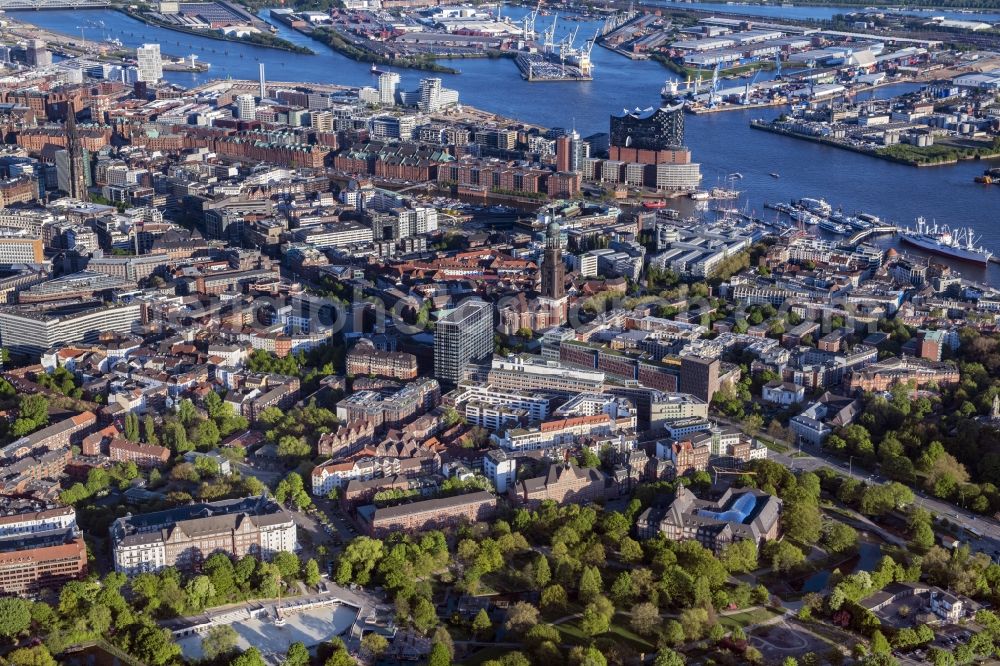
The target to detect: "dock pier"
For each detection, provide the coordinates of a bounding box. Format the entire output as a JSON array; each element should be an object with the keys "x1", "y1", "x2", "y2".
[{"x1": 847, "y1": 226, "x2": 898, "y2": 245}]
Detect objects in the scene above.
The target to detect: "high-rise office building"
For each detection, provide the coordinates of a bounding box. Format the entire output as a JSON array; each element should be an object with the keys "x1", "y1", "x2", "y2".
[
  {"x1": 236, "y1": 94, "x2": 257, "y2": 120},
  {"x1": 416, "y1": 78, "x2": 459, "y2": 113},
  {"x1": 679, "y1": 355, "x2": 720, "y2": 404},
  {"x1": 378, "y1": 71, "x2": 400, "y2": 106},
  {"x1": 135, "y1": 44, "x2": 162, "y2": 83},
  {"x1": 26, "y1": 40, "x2": 52, "y2": 67},
  {"x1": 419, "y1": 78, "x2": 442, "y2": 113},
  {"x1": 555, "y1": 135, "x2": 571, "y2": 173},
  {"x1": 434, "y1": 299, "x2": 494, "y2": 385},
  {"x1": 569, "y1": 130, "x2": 586, "y2": 173},
  {"x1": 258, "y1": 63, "x2": 266, "y2": 100}
]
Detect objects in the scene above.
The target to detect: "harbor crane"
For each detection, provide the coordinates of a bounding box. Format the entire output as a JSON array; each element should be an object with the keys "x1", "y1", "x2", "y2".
[
  {"x1": 742, "y1": 68, "x2": 762, "y2": 105},
  {"x1": 522, "y1": 6, "x2": 539, "y2": 41},
  {"x1": 542, "y1": 14, "x2": 559, "y2": 54},
  {"x1": 708, "y1": 62, "x2": 721, "y2": 108},
  {"x1": 558, "y1": 25, "x2": 579, "y2": 59},
  {"x1": 568, "y1": 30, "x2": 597, "y2": 76}
]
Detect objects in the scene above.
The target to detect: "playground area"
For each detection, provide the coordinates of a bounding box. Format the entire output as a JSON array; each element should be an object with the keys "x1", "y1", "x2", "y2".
[{"x1": 177, "y1": 603, "x2": 360, "y2": 663}]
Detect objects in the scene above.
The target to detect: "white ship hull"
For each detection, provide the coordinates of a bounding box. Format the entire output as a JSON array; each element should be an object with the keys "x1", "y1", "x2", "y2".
[{"x1": 900, "y1": 233, "x2": 993, "y2": 265}]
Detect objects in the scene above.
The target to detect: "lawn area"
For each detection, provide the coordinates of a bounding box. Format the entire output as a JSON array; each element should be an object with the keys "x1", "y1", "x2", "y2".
[
  {"x1": 877, "y1": 139, "x2": 1000, "y2": 165},
  {"x1": 719, "y1": 607, "x2": 783, "y2": 631},
  {"x1": 758, "y1": 437, "x2": 789, "y2": 454},
  {"x1": 460, "y1": 645, "x2": 511, "y2": 666},
  {"x1": 554, "y1": 621, "x2": 589, "y2": 645},
  {"x1": 552, "y1": 616, "x2": 657, "y2": 652},
  {"x1": 605, "y1": 622, "x2": 657, "y2": 652}
]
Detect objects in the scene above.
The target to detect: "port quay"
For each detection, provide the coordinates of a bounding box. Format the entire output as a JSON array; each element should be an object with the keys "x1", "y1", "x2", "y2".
[{"x1": 5, "y1": 1, "x2": 1000, "y2": 285}]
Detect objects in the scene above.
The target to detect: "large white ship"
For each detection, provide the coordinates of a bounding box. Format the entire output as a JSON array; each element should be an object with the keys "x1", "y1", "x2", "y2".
[
  {"x1": 899, "y1": 217, "x2": 993, "y2": 265},
  {"x1": 799, "y1": 197, "x2": 832, "y2": 216}
]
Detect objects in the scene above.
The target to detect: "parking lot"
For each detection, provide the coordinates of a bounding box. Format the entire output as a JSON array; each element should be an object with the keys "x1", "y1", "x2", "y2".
[
  {"x1": 312, "y1": 497, "x2": 360, "y2": 544},
  {"x1": 894, "y1": 626, "x2": 973, "y2": 664}
]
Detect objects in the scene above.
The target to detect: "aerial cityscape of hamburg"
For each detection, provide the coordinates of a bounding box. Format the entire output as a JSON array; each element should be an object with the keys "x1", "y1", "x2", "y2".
[{"x1": 1, "y1": 0, "x2": 1000, "y2": 664}]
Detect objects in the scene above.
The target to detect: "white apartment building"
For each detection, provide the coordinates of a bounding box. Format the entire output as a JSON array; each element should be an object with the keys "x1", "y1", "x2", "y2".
[
  {"x1": 0, "y1": 504, "x2": 76, "y2": 539},
  {"x1": 493, "y1": 412, "x2": 635, "y2": 452},
  {"x1": 0, "y1": 232, "x2": 42, "y2": 264},
  {"x1": 236, "y1": 94, "x2": 257, "y2": 121},
  {"x1": 448, "y1": 382, "x2": 552, "y2": 424},
  {"x1": 136, "y1": 44, "x2": 163, "y2": 83},
  {"x1": 483, "y1": 450, "x2": 517, "y2": 494},
  {"x1": 291, "y1": 221, "x2": 373, "y2": 248},
  {"x1": 110, "y1": 496, "x2": 295, "y2": 574},
  {"x1": 487, "y1": 355, "x2": 605, "y2": 396},
  {"x1": 0, "y1": 302, "x2": 141, "y2": 358}
]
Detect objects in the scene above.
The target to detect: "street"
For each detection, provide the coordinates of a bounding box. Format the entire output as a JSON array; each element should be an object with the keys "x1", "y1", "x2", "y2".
[{"x1": 758, "y1": 429, "x2": 1000, "y2": 558}]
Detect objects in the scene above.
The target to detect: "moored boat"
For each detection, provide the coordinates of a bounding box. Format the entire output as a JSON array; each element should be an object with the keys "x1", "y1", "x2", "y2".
[{"x1": 899, "y1": 217, "x2": 993, "y2": 265}]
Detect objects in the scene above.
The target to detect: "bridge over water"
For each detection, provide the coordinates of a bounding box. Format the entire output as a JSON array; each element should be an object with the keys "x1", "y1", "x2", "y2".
[
  {"x1": 846, "y1": 225, "x2": 898, "y2": 246},
  {"x1": 0, "y1": 0, "x2": 113, "y2": 9}
]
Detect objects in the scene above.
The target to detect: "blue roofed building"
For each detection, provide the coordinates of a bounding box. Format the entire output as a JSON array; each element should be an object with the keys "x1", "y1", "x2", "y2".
[{"x1": 635, "y1": 485, "x2": 781, "y2": 553}]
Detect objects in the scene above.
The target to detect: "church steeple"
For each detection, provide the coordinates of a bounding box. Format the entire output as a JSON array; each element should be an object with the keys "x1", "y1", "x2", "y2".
[
  {"x1": 64, "y1": 104, "x2": 86, "y2": 200},
  {"x1": 540, "y1": 221, "x2": 565, "y2": 300}
]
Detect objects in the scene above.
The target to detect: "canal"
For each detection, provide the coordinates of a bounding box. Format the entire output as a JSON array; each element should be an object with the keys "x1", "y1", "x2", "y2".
[{"x1": 10, "y1": 5, "x2": 1000, "y2": 285}]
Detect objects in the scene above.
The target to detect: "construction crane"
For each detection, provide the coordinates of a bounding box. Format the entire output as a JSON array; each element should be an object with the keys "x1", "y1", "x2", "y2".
[{"x1": 711, "y1": 466, "x2": 757, "y2": 486}]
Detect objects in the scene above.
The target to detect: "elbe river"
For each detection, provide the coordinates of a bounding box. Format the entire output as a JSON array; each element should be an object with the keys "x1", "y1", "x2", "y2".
[{"x1": 11, "y1": 4, "x2": 1000, "y2": 284}]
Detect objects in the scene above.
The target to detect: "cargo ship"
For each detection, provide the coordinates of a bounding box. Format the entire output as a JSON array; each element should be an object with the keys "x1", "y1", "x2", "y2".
[{"x1": 899, "y1": 217, "x2": 993, "y2": 265}]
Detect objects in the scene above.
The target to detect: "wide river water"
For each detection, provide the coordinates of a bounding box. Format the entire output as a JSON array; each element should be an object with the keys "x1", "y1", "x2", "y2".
[
  {"x1": 11, "y1": 6, "x2": 1000, "y2": 284},
  {"x1": 664, "y1": 1, "x2": 1000, "y2": 22}
]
